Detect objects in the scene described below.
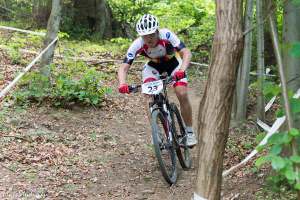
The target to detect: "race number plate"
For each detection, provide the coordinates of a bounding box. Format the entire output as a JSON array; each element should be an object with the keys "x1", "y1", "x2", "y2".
[{"x1": 142, "y1": 80, "x2": 163, "y2": 95}]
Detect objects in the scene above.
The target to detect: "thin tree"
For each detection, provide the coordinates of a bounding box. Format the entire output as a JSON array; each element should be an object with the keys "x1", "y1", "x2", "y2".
[
  {"x1": 268, "y1": 1, "x2": 300, "y2": 198},
  {"x1": 39, "y1": 0, "x2": 62, "y2": 77},
  {"x1": 32, "y1": 0, "x2": 52, "y2": 27},
  {"x1": 283, "y1": 0, "x2": 300, "y2": 130},
  {"x1": 235, "y1": 0, "x2": 254, "y2": 123},
  {"x1": 95, "y1": 0, "x2": 112, "y2": 39},
  {"x1": 193, "y1": 0, "x2": 244, "y2": 199},
  {"x1": 256, "y1": 0, "x2": 265, "y2": 120},
  {"x1": 73, "y1": 0, "x2": 112, "y2": 39},
  {"x1": 283, "y1": 1, "x2": 300, "y2": 94}
]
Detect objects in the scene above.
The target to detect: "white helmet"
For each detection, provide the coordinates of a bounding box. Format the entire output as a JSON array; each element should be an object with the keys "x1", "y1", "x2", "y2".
[{"x1": 136, "y1": 14, "x2": 159, "y2": 36}]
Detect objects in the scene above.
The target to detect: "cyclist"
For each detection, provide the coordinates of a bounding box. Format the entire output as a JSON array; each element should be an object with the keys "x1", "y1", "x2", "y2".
[{"x1": 117, "y1": 14, "x2": 197, "y2": 147}]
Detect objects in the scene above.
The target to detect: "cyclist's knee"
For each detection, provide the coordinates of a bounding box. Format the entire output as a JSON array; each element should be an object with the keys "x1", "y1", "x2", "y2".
[{"x1": 175, "y1": 86, "x2": 188, "y2": 98}]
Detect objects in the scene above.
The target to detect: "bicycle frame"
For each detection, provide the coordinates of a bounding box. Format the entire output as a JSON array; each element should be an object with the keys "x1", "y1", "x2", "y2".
[{"x1": 148, "y1": 77, "x2": 173, "y2": 140}]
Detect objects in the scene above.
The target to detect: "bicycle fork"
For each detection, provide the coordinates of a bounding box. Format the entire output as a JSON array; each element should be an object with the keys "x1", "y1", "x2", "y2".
[{"x1": 162, "y1": 104, "x2": 173, "y2": 143}]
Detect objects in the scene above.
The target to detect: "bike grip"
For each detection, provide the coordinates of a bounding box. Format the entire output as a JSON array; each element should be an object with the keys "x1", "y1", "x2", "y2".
[{"x1": 128, "y1": 85, "x2": 139, "y2": 93}]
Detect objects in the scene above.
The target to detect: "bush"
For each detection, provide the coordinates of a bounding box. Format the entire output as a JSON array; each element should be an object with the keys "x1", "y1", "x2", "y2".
[{"x1": 14, "y1": 62, "x2": 111, "y2": 107}]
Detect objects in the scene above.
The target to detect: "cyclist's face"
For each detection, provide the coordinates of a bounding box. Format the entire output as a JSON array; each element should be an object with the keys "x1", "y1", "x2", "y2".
[{"x1": 142, "y1": 32, "x2": 159, "y2": 48}]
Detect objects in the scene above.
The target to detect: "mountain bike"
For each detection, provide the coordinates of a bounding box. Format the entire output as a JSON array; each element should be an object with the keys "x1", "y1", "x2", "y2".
[{"x1": 129, "y1": 74, "x2": 192, "y2": 184}]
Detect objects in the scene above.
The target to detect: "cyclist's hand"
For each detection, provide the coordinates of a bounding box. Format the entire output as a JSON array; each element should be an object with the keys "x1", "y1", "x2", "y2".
[
  {"x1": 118, "y1": 84, "x2": 129, "y2": 94},
  {"x1": 173, "y1": 70, "x2": 186, "y2": 81}
]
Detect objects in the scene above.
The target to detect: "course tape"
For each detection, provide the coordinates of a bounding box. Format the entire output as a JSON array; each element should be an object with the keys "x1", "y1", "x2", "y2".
[
  {"x1": 222, "y1": 116, "x2": 286, "y2": 176},
  {"x1": 223, "y1": 87, "x2": 300, "y2": 177},
  {"x1": 0, "y1": 37, "x2": 58, "y2": 100},
  {"x1": 192, "y1": 193, "x2": 208, "y2": 200},
  {"x1": 265, "y1": 96, "x2": 276, "y2": 112},
  {"x1": 0, "y1": 25, "x2": 46, "y2": 36}
]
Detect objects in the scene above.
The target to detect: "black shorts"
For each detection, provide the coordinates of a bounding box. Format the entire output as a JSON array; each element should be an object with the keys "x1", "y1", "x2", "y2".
[{"x1": 147, "y1": 56, "x2": 179, "y2": 76}]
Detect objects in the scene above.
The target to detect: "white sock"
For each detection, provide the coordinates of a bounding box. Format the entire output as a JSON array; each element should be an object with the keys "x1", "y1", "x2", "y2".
[{"x1": 186, "y1": 126, "x2": 194, "y2": 133}]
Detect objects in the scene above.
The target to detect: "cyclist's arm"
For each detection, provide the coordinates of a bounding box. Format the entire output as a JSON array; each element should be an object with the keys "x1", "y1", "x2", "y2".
[
  {"x1": 118, "y1": 38, "x2": 142, "y2": 85},
  {"x1": 118, "y1": 63, "x2": 130, "y2": 85},
  {"x1": 178, "y1": 47, "x2": 192, "y2": 71}
]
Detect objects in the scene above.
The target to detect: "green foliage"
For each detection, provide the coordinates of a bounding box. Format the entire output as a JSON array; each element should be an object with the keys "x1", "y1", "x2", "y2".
[
  {"x1": 7, "y1": 47, "x2": 21, "y2": 64},
  {"x1": 256, "y1": 128, "x2": 300, "y2": 191},
  {"x1": 108, "y1": 0, "x2": 215, "y2": 59},
  {"x1": 14, "y1": 62, "x2": 111, "y2": 106},
  {"x1": 290, "y1": 42, "x2": 300, "y2": 58},
  {"x1": 151, "y1": 0, "x2": 215, "y2": 59},
  {"x1": 108, "y1": 37, "x2": 132, "y2": 52},
  {"x1": 263, "y1": 81, "x2": 281, "y2": 100},
  {"x1": 256, "y1": 132, "x2": 267, "y2": 143},
  {"x1": 108, "y1": 0, "x2": 156, "y2": 24}
]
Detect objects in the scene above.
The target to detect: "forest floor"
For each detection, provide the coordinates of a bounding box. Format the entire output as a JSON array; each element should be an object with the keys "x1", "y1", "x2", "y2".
[{"x1": 0, "y1": 45, "x2": 293, "y2": 199}]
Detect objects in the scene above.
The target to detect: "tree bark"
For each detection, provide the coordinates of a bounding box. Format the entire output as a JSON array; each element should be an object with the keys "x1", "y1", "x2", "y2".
[
  {"x1": 32, "y1": 0, "x2": 52, "y2": 27},
  {"x1": 235, "y1": 0, "x2": 254, "y2": 123},
  {"x1": 269, "y1": 4, "x2": 300, "y2": 198},
  {"x1": 73, "y1": 0, "x2": 112, "y2": 39},
  {"x1": 256, "y1": 0, "x2": 265, "y2": 121},
  {"x1": 283, "y1": 0, "x2": 300, "y2": 130},
  {"x1": 95, "y1": 0, "x2": 112, "y2": 39},
  {"x1": 194, "y1": 0, "x2": 244, "y2": 199},
  {"x1": 39, "y1": 0, "x2": 62, "y2": 77},
  {"x1": 283, "y1": 1, "x2": 300, "y2": 94}
]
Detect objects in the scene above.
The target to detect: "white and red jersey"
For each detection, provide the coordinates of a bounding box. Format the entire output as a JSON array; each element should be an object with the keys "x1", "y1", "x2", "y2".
[{"x1": 123, "y1": 28, "x2": 186, "y2": 65}]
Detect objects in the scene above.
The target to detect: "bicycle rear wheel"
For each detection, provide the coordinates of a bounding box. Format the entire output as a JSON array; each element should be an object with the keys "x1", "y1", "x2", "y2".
[
  {"x1": 151, "y1": 109, "x2": 177, "y2": 184},
  {"x1": 170, "y1": 103, "x2": 192, "y2": 169}
]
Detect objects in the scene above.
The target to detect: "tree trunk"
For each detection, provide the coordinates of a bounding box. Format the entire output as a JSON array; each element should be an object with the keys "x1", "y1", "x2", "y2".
[
  {"x1": 39, "y1": 0, "x2": 62, "y2": 77},
  {"x1": 235, "y1": 0, "x2": 254, "y2": 123},
  {"x1": 283, "y1": 1, "x2": 300, "y2": 94},
  {"x1": 283, "y1": 0, "x2": 300, "y2": 148},
  {"x1": 95, "y1": 0, "x2": 112, "y2": 39},
  {"x1": 73, "y1": 0, "x2": 112, "y2": 39},
  {"x1": 256, "y1": 0, "x2": 265, "y2": 121},
  {"x1": 263, "y1": 0, "x2": 276, "y2": 68},
  {"x1": 32, "y1": 0, "x2": 52, "y2": 27},
  {"x1": 269, "y1": 4, "x2": 300, "y2": 198},
  {"x1": 193, "y1": 0, "x2": 244, "y2": 199}
]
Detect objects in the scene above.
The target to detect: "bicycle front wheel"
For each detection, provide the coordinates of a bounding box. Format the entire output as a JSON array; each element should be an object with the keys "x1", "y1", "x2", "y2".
[
  {"x1": 151, "y1": 109, "x2": 177, "y2": 185},
  {"x1": 170, "y1": 103, "x2": 192, "y2": 169}
]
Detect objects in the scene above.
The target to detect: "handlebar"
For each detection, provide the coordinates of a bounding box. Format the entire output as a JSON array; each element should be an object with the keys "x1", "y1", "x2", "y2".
[
  {"x1": 128, "y1": 85, "x2": 141, "y2": 93},
  {"x1": 128, "y1": 75, "x2": 175, "y2": 94}
]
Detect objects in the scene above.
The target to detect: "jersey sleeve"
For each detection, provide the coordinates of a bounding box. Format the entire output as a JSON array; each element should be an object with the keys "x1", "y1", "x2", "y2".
[
  {"x1": 161, "y1": 28, "x2": 186, "y2": 51},
  {"x1": 123, "y1": 38, "x2": 143, "y2": 65}
]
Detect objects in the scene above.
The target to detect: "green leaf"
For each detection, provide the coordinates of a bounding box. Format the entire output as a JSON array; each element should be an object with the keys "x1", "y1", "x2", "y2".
[
  {"x1": 290, "y1": 42, "x2": 300, "y2": 58},
  {"x1": 256, "y1": 144, "x2": 265, "y2": 153},
  {"x1": 290, "y1": 155, "x2": 300, "y2": 163},
  {"x1": 271, "y1": 156, "x2": 286, "y2": 170},
  {"x1": 291, "y1": 98, "x2": 300, "y2": 114},
  {"x1": 255, "y1": 156, "x2": 268, "y2": 168},
  {"x1": 270, "y1": 145, "x2": 282, "y2": 155},
  {"x1": 282, "y1": 133, "x2": 293, "y2": 144},
  {"x1": 256, "y1": 132, "x2": 266, "y2": 143},
  {"x1": 284, "y1": 167, "x2": 296, "y2": 181},
  {"x1": 263, "y1": 82, "x2": 281, "y2": 97},
  {"x1": 268, "y1": 133, "x2": 285, "y2": 145},
  {"x1": 289, "y1": 128, "x2": 300, "y2": 137},
  {"x1": 295, "y1": 183, "x2": 300, "y2": 190},
  {"x1": 276, "y1": 109, "x2": 285, "y2": 118}
]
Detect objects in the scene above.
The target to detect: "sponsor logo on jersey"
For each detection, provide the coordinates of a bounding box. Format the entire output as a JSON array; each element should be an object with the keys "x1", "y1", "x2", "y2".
[
  {"x1": 152, "y1": 70, "x2": 158, "y2": 75},
  {"x1": 166, "y1": 32, "x2": 171, "y2": 39},
  {"x1": 127, "y1": 53, "x2": 134, "y2": 59}
]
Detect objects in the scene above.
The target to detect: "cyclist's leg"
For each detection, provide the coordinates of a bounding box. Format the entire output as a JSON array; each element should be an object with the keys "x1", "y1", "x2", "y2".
[
  {"x1": 171, "y1": 65, "x2": 197, "y2": 147},
  {"x1": 170, "y1": 67, "x2": 192, "y2": 128}
]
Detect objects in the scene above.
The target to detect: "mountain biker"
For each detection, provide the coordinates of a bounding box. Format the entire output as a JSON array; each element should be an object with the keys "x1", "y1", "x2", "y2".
[{"x1": 117, "y1": 14, "x2": 197, "y2": 147}]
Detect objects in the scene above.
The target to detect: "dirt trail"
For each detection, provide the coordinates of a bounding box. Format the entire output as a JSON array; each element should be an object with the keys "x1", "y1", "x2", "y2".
[{"x1": 0, "y1": 76, "x2": 262, "y2": 200}]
